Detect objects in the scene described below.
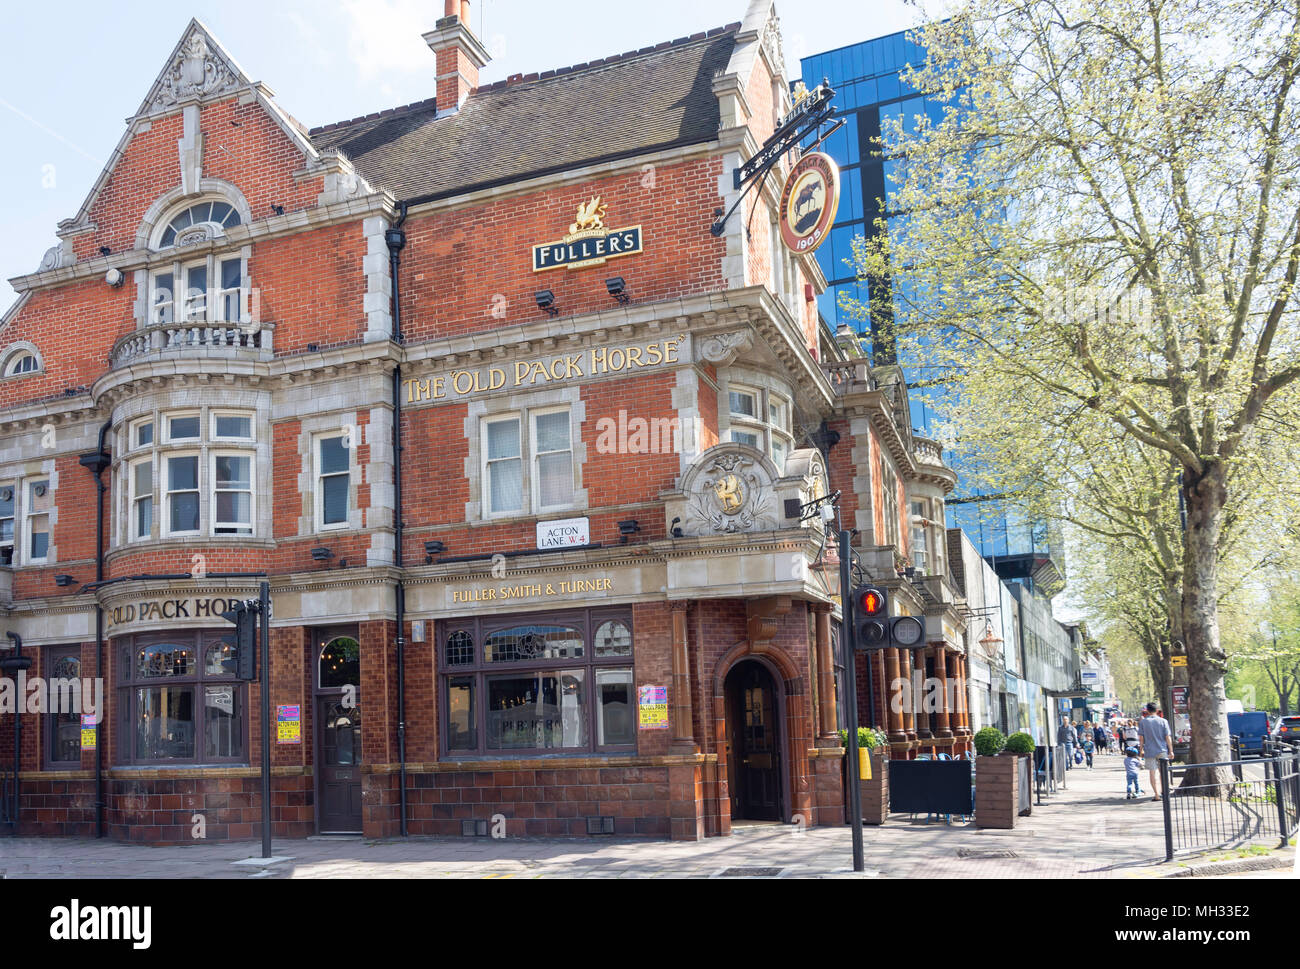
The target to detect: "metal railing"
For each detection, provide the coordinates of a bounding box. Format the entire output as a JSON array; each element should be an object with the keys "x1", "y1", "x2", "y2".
[{"x1": 1161, "y1": 745, "x2": 1300, "y2": 860}]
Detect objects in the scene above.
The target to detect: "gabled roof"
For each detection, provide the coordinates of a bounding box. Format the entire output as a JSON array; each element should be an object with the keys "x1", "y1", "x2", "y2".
[{"x1": 309, "y1": 25, "x2": 739, "y2": 205}]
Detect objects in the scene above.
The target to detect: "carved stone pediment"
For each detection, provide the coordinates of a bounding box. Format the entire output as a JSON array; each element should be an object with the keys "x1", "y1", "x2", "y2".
[
  {"x1": 669, "y1": 444, "x2": 779, "y2": 536},
  {"x1": 141, "y1": 25, "x2": 246, "y2": 116}
]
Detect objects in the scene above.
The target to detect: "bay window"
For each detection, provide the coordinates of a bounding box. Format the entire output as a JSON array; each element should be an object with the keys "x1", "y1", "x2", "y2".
[
  {"x1": 727, "y1": 383, "x2": 793, "y2": 472},
  {"x1": 440, "y1": 610, "x2": 634, "y2": 755},
  {"x1": 123, "y1": 408, "x2": 257, "y2": 541}
]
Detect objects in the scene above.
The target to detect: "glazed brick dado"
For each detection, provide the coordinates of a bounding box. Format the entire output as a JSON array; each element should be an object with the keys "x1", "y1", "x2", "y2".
[{"x1": 0, "y1": 2, "x2": 968, "y2": 846}]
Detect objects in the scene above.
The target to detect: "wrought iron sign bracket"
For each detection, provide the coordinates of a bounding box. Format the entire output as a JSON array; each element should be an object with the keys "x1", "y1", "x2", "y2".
[{"x1": 710, "y1": 80, "x2": 838, "y2": 237}]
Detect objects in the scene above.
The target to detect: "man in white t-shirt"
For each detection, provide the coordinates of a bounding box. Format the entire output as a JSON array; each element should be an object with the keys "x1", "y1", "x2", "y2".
[{"x1": 1138, "y1": 703, "x2": 1173, "y2": 800}]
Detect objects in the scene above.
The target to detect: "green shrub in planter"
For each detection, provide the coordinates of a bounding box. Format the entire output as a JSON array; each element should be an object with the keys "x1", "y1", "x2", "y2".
[
  {"x1": 838, "y1": 726, "x2": 888, "y2": 751},
  {"x1": 1004, "y1": 732, "x2": 1035, "y2": 754},
  {"x1": 973, "y1": 726, "x2": 1006, "y2": 757}
]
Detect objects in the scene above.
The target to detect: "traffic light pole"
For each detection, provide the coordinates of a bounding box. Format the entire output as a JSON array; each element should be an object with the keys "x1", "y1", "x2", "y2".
[
  {"x1": 259, "y1": 580, "x2": 272, "y2": 860},
  {"x1": 839, "y1": 529, "x2": 865, "y2": 872}
]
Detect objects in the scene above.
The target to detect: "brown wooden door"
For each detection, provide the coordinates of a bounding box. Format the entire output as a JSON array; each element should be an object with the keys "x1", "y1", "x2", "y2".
[
  {"x1": 317, "y1": 697, "x2": 362, "y2": 833},
  {"x1": 726, "y1": 662, "x2": 782, "y2": 821}
]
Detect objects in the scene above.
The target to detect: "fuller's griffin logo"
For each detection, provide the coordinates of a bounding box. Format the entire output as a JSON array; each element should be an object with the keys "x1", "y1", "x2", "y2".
[
  {"x1": 779, "y1": 151, "x2": 840, "y2": 254},
  {"x1": 568, "y1": 197, "x2": 607, "y2": 234},
  {"x1": 711, "y1": 473, "x2": 746, "y2": 514},
  {"x1": 534, "y1": 196, "x2": 643, "y2": 272}
]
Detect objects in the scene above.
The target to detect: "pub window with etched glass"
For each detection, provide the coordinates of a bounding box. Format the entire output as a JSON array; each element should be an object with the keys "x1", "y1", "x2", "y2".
[
  {"x1": 45, "y1": 647, "x2": 82, "y2": 769},
  {"x1": 440, "y1": 609, "x2": 634, "y2": 755},
  {"x1": 116, "y1": 632, "x2": 246, "y2": 764}
]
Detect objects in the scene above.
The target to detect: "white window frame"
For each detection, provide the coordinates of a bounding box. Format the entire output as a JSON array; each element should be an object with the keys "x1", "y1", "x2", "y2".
[
  {"x1": 530, "y1": 406, "x2": 574, "y2": 515},
  {"x1": 166, "y1": 411, "x2": 202, "y2": 444},
  {"x1": 0, "y1": 481, "x2": 15, "y2": 563},
  {"x1": 482, "y1": 413, "x2": 524, "y2": 519},
  {"x1": 129, "y1": 457, "x2": 155, "y2": 543},
  {"x1": 22, "y1": 477, "x2": 51, "y2": 565},
  {"x1": 130, "y1": 417, "x2": 155, "y2": 452},
  {"x1": 149, "y1": 253, "x2": 247, "y2": 327},
  {"x1": 210, "y1": 451, "x2": 254, "y2": 536},
  {"x1": 314, "y1": 433, "x2": 352, "y2": 532},
  {"x1": 4, "y1": 352, "x2": 39, "y2": 376},
  {"x1": 211, "y1": 411, "x2": 254, "y2": 443},
  {"x1": 163, "y1": 451, "x2": 202, "y2": 538}
]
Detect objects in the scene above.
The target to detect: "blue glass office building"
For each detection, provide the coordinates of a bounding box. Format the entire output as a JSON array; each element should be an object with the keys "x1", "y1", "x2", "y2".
[{"x1": 801, "y1": 30, "x2": 1064, "y2": 591}]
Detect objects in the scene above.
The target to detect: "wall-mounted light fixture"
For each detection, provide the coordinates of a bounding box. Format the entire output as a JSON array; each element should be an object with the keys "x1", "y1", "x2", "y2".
[
  {"x1": 618, "y1": 519, "x2": 641, "y2": 544},
  {"x1": 535, "y1": 290, "x2": 558, "y2": 317},
  {"x1": 105, "y1": 268, "x2": 125, "y2": 288},
  {"x1": 311, "y1": 547, "x2": 333, "y2": 562},
  {"x1": 605, "y1": 277, "x2": 630, "y2": 304},
  {"x1": 669, "y1": 517, "x2": 683, "y2": 539},
  {"x1": 271, "y1": 204, "x2": 285, "y2": 216},
  {"x1": 54, "y1": 574, "x2": 75, "y2": 587},
  {"x1": 424, "y1": 540, "x2": 446, "y2": 564}
]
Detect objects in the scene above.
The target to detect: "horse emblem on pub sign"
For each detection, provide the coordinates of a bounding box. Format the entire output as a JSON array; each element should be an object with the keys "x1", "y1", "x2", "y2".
[{"x1": 779, "y1": 151, "x2": 840, "y2": 254}]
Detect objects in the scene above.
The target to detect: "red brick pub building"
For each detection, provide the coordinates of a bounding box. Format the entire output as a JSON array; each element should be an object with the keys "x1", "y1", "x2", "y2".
[{"x1": 0, "y1": 0, "x2": 972, "y2": 844}]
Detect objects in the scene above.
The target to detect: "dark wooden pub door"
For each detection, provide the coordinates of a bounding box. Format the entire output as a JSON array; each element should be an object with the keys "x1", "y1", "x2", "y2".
[
  {"x1": 726, "y1": 661, "x2": 782, "y2": 821},
  {"x1": 316, "y1": 698, "x2": 363, "y2": 833}
]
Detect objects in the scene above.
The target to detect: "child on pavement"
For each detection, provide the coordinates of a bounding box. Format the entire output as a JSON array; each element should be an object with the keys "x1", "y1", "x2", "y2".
[
  {"x1": 1082, "y1": 735, "x2": 1095, "y2": 768},
  {"x1": 1124, "y1": 746, "x2": 1142, "y2": 798}
]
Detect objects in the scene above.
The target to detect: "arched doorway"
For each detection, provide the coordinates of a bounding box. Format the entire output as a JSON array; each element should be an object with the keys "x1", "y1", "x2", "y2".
[{"x1": 724, "y1": 659, "x2": 785, "y2": 822}]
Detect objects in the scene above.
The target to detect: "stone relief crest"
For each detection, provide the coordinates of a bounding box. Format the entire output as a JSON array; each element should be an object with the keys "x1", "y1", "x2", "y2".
[
  {"x1": 149, "y1": 32, "x2": 240, "y2": 111},
  {"x1": 698, "y1": 330, "x2": 754, "y2": 367},
  {"x1": 568, "y1": 197, "x2": 608, "y2": 235},
  {"x1": 684, "y1": 448, "x2": 778, "y2": 534}
]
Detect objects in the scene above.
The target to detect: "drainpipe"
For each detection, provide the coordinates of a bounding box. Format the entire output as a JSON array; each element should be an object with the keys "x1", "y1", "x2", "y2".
[
  {"x1": 386, "y1": 203, "x2": 409, "y2": 835},
  {"x1": 78, "y1": 422, "x2": 112, "y2": 838}
]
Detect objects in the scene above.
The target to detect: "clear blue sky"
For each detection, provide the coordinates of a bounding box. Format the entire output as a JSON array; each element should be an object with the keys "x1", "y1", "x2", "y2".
[{"x1": 0, "y1": 0, "x2": 925, "y2": 303}]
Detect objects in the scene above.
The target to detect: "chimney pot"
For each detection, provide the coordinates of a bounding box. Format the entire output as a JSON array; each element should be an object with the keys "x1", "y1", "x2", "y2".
[
  {"x1": 461, "y1": 0, "x2": 471, "y2": 23},
  {"x1": 444, "y1": 0, "x2": 457, "y2": 17}
]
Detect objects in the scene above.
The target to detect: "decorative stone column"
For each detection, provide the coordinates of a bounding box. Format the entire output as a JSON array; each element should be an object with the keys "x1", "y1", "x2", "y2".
[
  {"x1": 913, "y1": 647, "x2": 931, "y2": 740},
  {"x1": 669, "y1": 600, "x2": 697, "y2": 751},
  {"x1": 934, "y1": 646, "x2": 953, "y2": 739},
  {"x1": 813, "y1": 602, "x2": 837, "y2": 741},
  {"x1": 885, "y1": 647, "x2": 907, "y2": 742},
  {"x1": 955, "y1": 654, "x2": 971, "y2": 735}
]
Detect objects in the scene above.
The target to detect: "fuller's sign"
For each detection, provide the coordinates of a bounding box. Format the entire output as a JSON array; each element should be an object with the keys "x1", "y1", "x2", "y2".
[
  {"x1": 533, "y1": 196, "x2": 643, "y2": 272},
  {"x1": 778, "y1": 151, "x2": 840, "y2": 254}
]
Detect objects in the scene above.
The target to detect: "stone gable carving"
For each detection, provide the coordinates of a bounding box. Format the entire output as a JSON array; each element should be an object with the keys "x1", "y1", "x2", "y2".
[
  {"x1": 698, "y1": 330, "x2": 754, "y2": 367},
  {"x1": 146, "y1": 30, "x2": 242, "y2": 113}
]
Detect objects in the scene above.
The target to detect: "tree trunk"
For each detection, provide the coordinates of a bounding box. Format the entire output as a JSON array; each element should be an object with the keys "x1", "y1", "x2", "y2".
[{"x1": 1180, "y1": 464, "x2": 1232, "y2": 790}]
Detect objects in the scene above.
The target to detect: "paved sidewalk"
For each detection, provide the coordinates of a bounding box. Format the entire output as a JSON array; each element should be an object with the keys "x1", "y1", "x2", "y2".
[{"x1": 0, "y1": 754, "x2": 1293, "y2": 878}]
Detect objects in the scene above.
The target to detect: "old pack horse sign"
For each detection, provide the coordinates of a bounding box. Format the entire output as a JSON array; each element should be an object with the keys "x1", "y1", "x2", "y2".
[
  {"x1": 533, "y1": 196, "x2": 643, "y2": 272},
  {"x1": 778, "y1": 151, "x2": 839, "y2": 254}
]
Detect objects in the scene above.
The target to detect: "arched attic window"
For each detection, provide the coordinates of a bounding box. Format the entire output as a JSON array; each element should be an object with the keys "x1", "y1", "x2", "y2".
[
  {"x1": 157, "y1": 199, "x2": 242, "y2": 249},
  {"x1": 1, "y1": 344, "x2": 42, "y2": 378}
]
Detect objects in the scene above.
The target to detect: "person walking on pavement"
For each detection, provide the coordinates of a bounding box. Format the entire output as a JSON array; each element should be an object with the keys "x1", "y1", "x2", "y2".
[
  {"x1": 1138, "y1": 703, "x2": 1173, "y2": 801},
  {"x1": 1123, "y1": 745, "x2": 1143, "y2": 798},
  {"x1": 1094, "y1": 722, "x2": 1109, "y2": 755},
  {"x1": 1058, "y1": 716, "x2": 1078, "y2": 770},
  {"x1": 1081, "y1": 732, "x2": 1095, "y2": 768}
]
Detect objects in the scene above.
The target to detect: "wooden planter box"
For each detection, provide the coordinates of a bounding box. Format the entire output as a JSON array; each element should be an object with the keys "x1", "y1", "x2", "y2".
[
  {"x1": 843, "y1": 748, "x2": 890, "y2": 825},
  {"x1": 974, "y1": 754, "x2": 1019, "y2": 829}
]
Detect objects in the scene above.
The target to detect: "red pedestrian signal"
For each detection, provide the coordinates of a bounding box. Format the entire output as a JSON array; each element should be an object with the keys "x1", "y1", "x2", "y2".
[{"x1": 852, "y1": 585, "x2": 889, "y2": 649}]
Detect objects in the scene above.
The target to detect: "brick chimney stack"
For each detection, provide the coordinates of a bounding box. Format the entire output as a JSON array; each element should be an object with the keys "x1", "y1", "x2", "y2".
[{"x1": 424, "y1": 0, "x2": 491, "y2": 116}]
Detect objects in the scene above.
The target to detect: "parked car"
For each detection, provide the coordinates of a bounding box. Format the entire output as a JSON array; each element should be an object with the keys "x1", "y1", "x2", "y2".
[
  {"x1": 1271, "y1": 715, "x2": 1300, "y2": 747},
  {"x1": 1227, "y1": 711, "x2": 1271, "y2": 756}
]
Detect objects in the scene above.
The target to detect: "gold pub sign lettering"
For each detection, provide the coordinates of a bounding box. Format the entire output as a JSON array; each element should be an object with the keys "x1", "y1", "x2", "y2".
[
  {"x1": 452, "y1": 576, "x2": 613, "y2": 604},
  {"x1": 109, "y1": 596, "x2": 243, "y2": 628},
  {"x1": 404, "y1": 337, "x2": 682, "y2": 404}
]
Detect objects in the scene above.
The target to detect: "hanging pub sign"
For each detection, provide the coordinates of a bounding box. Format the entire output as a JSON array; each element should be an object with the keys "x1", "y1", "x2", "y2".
[
  {"x1": 778, "y1": 151, "x2": 840, "y2": 255},
  {"x1": 533, "y1": 196, "x2": 643, "y2": 272}
]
